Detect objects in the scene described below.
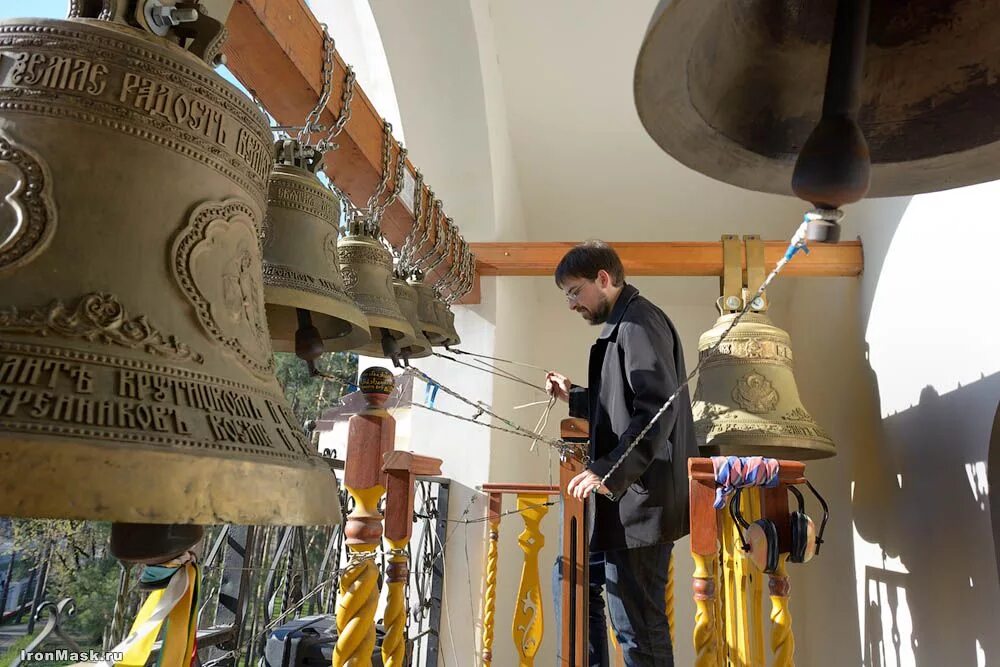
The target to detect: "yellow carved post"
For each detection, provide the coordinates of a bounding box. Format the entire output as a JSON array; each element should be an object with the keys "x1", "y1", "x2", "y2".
[
  {"x1": 511, "y1": 493, "x2": 549, "y2": 666},
  {"x1": 769, "y1": 555, "x2": 794, "y2": 667},
  {"x1": 381, "y1": 451, "x2": 442, "y2": 667},
  {"x1": 482, "y1": 493, "x2": 502, "y2": 666},
  {"x1": 334, "y1": 367, "x2": 397, "y2": 667},
  {"x1": 692, "y1": 552, "x2": 720, "y2": 667}
]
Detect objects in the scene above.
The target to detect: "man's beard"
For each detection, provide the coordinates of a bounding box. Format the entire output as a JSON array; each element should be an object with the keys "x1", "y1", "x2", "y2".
[{"x1": 582, "y1": 295, "x2": 612, "y2": 325}]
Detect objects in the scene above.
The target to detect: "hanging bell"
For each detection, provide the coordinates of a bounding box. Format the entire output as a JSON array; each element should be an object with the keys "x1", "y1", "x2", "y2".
[
  {"x1": 337, "y1": 217, "x2": 415, "y2": 360},
  {"x1": 262, "y1": 138, "x2": 370, "y2": 357},
  {"x1": 691, "y1": 237, "x2": 834, "y2": 460},
  {"x1": 392, "y1": 274, "x2": 433, "y2": 359},
  {"x1": 0, "y1": 12, "x2": 341, "y2": 528},
  {"x1": 635, "y1": 0, "x2": 1000, "y2": 198},
  {"x1": 408, "y1": 272, "x2": 450, "y2": 346}
]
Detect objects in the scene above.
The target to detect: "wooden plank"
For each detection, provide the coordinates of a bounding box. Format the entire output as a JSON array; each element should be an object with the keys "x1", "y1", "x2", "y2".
[
  {"x1": 479, "y1": 483, "x2": 561, "y2": 496},
  {"x1": 382, "y1": 451, "x2": 443, "y2": 477},
  {"x1": 689, "y1": 459, "x2": 806, "y2": 486},
  {"x1": 470, "y1": 241, "x2": 864, "y2": 277},
  {"x1": 223, "y1": 0, "x2": 480, "y2": 303}
]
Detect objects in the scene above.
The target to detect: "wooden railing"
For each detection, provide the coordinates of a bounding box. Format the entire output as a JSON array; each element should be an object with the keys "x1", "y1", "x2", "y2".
[{"x1": 689, "y1": 458, "x2": 807, "y2": 667}]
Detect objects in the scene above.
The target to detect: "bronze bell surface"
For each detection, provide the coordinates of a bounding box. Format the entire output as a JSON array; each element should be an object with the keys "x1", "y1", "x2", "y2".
[
  {"x1": 262, "y1": 138, "x2": 370, "y2": 356},
  {"x1": 0, "y1": 13, "x2": 341, "y2": 527},
  {"x1": 393, "y1": 276, "x2": 432, "y2": 359},
  {"x1": 634, "y1": 0, "x2": 1000, "y2": 198},
  {"x1": 692, "y1": 235, "x2": 835, "y2": 460},
  {"x1": 692, "y1": 312, "x2": 835, "y2": 460},
  {"x1": 337, "y1": 219, "x2": 415, "y2": 360},
  {"x1": 408, "y1": 273, "x2": 450, "y2": 346}
]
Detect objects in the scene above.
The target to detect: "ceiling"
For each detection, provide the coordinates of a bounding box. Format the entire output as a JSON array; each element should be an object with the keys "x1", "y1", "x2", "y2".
[{"x1": 370, "y1": 0, "x2": 809, "y2": 243}]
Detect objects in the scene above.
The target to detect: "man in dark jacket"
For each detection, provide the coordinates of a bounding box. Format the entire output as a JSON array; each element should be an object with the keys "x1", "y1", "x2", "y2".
[{"x1": 547, "y1": 240, "x2": 697, "y2": 666}]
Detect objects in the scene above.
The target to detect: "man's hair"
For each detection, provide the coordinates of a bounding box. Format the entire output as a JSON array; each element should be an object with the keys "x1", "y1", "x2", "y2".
[{"x1": 554, "y1": 239, "x2": 625, "y2": 288}]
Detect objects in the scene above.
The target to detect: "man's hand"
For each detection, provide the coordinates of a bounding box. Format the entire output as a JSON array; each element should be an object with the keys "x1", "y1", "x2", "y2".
[
  {"x1": 567, "y1": 469, "x2": 610, "y2": 500},
  {"x1": 546, "y1": 371, "x2": 572, "y2": 403}
]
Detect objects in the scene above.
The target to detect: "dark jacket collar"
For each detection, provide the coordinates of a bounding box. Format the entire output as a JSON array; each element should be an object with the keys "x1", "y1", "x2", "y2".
[{"x1": 598, "y1": 283, "x2": 639, "y2": 340}]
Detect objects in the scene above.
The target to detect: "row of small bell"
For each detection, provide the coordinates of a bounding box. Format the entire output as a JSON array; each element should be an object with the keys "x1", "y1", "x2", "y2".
[
  {"x1": 260, "y1": 135, "x2": 465, "y2": 365},
  {"x1": 0, "y1": 8, "x2": 342, "y2": 550}
]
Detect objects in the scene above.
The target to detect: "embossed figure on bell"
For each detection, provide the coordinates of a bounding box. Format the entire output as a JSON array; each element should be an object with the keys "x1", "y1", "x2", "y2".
[
  {"x1": 0, "y1": 12, "x2": 341, "y2": 528},
  {"x1": 261, "y1": 138, "x2": 370, "y2": 358}
]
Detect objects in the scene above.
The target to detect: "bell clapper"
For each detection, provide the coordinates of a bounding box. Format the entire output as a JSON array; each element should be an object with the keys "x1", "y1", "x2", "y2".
[
  {"x1": 294, "y1": 307, "x2": 325, "y2": 364},
  {"x1": 110, "y1": 522, "x2": 203, "y2": 566},
  {"x1": 793, "y1": 0, "x2": 872, "y2": 243}
]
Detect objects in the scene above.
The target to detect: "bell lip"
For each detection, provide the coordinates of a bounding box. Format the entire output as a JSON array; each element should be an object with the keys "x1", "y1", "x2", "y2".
[
  {"x1": 0, "y1": 437, "x2": 343, "y2": 525},
  {"x1": 698, "y1": 436, "x2": 837, "y2": 461},
  {"x1": 363, "y1": 315, "x2": 416, "y2": 342},
  {"x1": 633, "y1": 1, "x2": 1000, "y2": 199},
  {"x1": 264, "y1": 287, "x2": 372, "y2": 350}
]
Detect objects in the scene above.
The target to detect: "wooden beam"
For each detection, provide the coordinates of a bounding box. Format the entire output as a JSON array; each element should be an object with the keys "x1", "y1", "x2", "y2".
[
  {"x1": 223, "y1": 0, "x2": 480, "y2": 303},
  {"x1": 470, "y1": 241, "x2": 863, "y2": 278}
]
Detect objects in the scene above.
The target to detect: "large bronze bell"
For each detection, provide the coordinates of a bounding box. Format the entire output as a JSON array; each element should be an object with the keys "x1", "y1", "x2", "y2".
[
  {"x1": 0, "y1": 12, "x2": 340, "y2": 527},
  {"x1": 262, "y1": 139, "x2": 370, "y2": 356},
  {"x1": 635, "y1": 0, "x2": 1000, "y2": 198},
  {"x1": 691, "y1": 237, "x2": 834, "y2": 460}
]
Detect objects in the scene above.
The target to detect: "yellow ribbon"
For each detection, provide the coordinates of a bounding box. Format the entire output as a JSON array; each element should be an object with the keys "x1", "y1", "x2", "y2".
[{"x1": 100, "y1": 555, "x2": 199, "y2": 667}]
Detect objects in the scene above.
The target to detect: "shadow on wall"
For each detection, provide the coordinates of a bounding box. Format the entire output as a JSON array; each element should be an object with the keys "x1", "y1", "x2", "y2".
[{"x1": 853, "y1": 370, "x2": 1000, "y2": 666}]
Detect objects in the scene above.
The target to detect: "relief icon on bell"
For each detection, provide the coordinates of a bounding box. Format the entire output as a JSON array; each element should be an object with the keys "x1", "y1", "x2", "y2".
[{"x1": 0, "y1": 13, "x2": 341, "y2": 529}]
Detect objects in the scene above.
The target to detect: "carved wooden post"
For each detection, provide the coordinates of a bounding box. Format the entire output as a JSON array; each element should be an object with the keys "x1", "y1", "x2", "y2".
[
  {"x1": 381, "y1": 451, "x2": 442, "y2": 667},
  {"x1": 482, "y1": 492, "x2": 502, "y2": 667},
  {"x1": 761, "y1": 485, "x2": 795, "y2": 667},
  {"x1": 689, "y1": 460, "x2": 721, "y2": 667},
  {"x1": 334, "y1": 367, "x2": 396, "y2": 667},
  {"x1": 558, "y1": 417, "x2": 589, "y2": 667},
  {"x1": 512, "y1": 493, "x2": 549, "y2": 666}
]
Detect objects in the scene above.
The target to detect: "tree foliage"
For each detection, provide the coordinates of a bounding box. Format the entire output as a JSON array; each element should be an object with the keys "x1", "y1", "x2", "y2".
[{"x1": 273, "y1": 352, "x2": 358, "y2": 426}]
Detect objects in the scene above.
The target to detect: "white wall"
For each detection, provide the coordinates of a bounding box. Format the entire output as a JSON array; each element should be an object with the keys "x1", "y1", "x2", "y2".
[{"x1": 782, "y1": 190, "x2": 1000, "y2": 667}]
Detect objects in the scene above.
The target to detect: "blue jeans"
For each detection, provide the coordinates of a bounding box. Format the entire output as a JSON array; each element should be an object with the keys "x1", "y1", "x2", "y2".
[{"x1": 553, "y1": 543, "x2": 674, "y2": 667}]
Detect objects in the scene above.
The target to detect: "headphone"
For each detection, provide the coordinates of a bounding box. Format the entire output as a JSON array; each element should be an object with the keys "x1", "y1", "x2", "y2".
[{"x1": 730, "y1": 480, "x2": 830, "y2": 574}]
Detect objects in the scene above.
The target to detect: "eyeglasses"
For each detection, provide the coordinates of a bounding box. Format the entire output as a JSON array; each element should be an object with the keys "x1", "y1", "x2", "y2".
[{"x1": 564, "y1": 282, "x2": 587, "y2": 304}]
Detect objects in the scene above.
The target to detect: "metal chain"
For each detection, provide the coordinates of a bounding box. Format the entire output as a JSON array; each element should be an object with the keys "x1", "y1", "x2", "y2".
[
  {"x1": 406, "y1": 188, "x2": 435, "y2": 276},
  {"x1": 298, "y1": 25, "x2": 335, "y2": 144},
  {"x1": 364, "y1": 120, "x2": 395, "y2": 220},
  {"x1": 316, "y1": 66, "x2": 357, "y2": 152},
  {"x1": 598, "y1": 217, "x2": 813, "y2": 488},
  {"x1": 371, "y1": 136, "x2": 408, "y2": 233},
  {"x1": 399, "y1": 171, "x2": 425, "y2": 273},
  {"x1": 413, "y1": 199, "x2": 445, "y2": 272}
]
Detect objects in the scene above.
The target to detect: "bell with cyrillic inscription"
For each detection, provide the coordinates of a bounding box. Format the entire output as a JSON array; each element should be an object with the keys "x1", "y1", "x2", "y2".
[
  {"x1": 691, "y1": 310, "x2": 835, "y2": 460},
  {"x1": 262, "y1": 138, "x2": 370, "y2": 358},
  {"x1": 0, "y1": 13, "x2": 341, "y2": 528}
]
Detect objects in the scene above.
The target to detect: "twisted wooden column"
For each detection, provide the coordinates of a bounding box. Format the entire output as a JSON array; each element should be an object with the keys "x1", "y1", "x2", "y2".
[
  {"x1": 334, "y1": 367, "x2": 397, "y2": 667},
  {"x1": 511, "y1": 493, "x2": 549, "y2": 666},
  {"x1": 381, "y1": 451, "x2": 442, "y2": 667},
  {"x1": 482, "y1": 493, "x2": 502, "y2": 666},
  {"x1": 761, "y1": 485, "x2": 795, "y2": 667},
  {"x1": 666, "y1": 552, "x2": 675, "y2": 650}
]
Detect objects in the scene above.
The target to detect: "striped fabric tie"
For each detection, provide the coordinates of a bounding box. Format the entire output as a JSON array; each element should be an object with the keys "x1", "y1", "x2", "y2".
[{"x1": 711, "y1": 456, "x2": 780, "y2": 509}]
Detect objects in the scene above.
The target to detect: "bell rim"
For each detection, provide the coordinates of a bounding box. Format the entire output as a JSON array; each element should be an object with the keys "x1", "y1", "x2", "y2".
[
  {"x1": 0, "y1": 436, "x2": 343, "y2": 525},
  {"x1": 633, "y1": 0, "x2": 1000, "y2": 199},
  {"x1": 264, "y1": 286, "x2": 372, "y2": 349},
  {"x1": 698, "y1": 433, "x2": 836, "y2": 461}
]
